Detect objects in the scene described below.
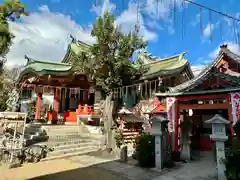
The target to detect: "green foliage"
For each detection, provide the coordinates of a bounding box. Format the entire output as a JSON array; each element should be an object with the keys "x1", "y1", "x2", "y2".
[
  {"x1": 0, "y1": 0, "x2": 28, "y2": 56},
  {"x1": 225, "y1": 144, "x2": 240, "y2": 180},
  {"x1": 134, "y1": 132, "x2": 155, "y2": 167},
  {"x1": 72, "y1": 11, "x2": 148, "y2": 95},
  {"x1": 225, "y1": 121, "x2": 240, "y2": 180},
  {"x1": 0, "y1": 85, "x2": 9, "y2": 111},
  {"x1": 0, "y1": 65, "x2": 23, "y2": 111},
  {"x1": 114, "y1": 128, "x2": 125, "y2": 148},
  {"x1": 48, "y1": 105, "x2": 53, "y2": 112},
  {"x1": 0, "y1": 1, "x2": 28, "y2": 110},
  {"x1": 27, "y1": 100, "x2": 36, "y2": 118}
]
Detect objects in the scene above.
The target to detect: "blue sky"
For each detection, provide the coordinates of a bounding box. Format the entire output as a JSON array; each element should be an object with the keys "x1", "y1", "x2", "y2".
[{"x1": 4, "y1": 0, "x2": 240, "y2": 71}]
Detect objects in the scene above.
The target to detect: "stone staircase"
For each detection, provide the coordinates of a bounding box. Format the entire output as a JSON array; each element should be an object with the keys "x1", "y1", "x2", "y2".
[{"x1": 39, "y1": 125, "x2": 103, "y2": 161}]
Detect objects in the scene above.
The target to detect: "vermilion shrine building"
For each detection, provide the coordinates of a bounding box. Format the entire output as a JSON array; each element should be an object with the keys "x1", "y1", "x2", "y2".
[
  {"x1": 156, "y1": 45, "x2": 240, "y2": 153},
  {"x1": 17, "y1": 36, "x2": 194, "y2": 125}
]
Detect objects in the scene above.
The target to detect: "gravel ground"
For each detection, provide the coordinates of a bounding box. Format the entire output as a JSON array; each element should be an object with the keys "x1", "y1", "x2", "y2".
[{"x1": 0, "y1": 159, "x2": 129, "y2": 180}]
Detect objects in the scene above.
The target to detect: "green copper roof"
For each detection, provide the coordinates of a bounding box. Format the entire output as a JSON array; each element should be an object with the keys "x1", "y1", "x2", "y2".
[
  {"x1": 62, "y1": 37, "x2": 91, "y2": 63},
  {"x1": 70, "y1": 41, "x2": 91, "y2": 55},
  {"x1": 18, "y1": 56, "x2": 72, "y2": 82},
  {"x1": 155, "y1": 87, "x2": 240, "y2": 97},
  {"x1": 62, "y1": 37, "x2": 193, "y2": 79},
  {"x1": 141, "y1": 52, "x2": 189, "y2": 79}
]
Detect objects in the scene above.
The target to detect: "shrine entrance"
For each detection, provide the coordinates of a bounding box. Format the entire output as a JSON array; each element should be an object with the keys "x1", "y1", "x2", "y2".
[
  {"x1": 178, "y1": 94, "x2": 231, "y2": 160},
  {"x1": 184, "y1": 109, "x2": 228, "y2": 152}
]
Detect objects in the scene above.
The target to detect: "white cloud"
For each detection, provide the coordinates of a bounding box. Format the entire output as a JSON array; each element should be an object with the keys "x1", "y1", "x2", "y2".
[
  {"x1": 91, "y1": 0, "x2": 116, "y2": 17},
  {"x1": 191, "y1": 13, "x2": 200, "y2": 26},
  {"x1": 7, "y1": 5, "x2": 95, "y2": 67},
  {"x1": 203, "y1": 23, "x2": 214, "y2": 38},
  {"x1": 144, "y1": 0, "x2": 183, "y2": 20},
  {"x1": 91, "y1": 0, "x2": 158, "y2": 41},
  {"x1": 191, "y1": 65, "x2": 205, "y2": 76},
  {"x1": 115, "y1": 2, "x2": 157, "y2": 41},
  {"x1": 209, "y1": 42, "x2": 240, "y2": 59}
]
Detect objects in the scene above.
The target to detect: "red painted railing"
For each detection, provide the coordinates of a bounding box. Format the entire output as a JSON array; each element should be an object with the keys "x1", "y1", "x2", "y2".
[{"x1": 76, "y1": 105, "x2": 97, "y2": 115}]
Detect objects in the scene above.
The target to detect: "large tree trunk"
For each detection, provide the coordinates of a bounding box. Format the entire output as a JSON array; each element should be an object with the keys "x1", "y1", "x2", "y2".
[{"x1": 103, "y1": 92, "x2": 115, "y2": 151}]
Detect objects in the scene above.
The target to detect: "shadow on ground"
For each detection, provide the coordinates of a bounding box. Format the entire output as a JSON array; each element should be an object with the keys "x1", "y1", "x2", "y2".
[
  {"x1": 26, "y1": 162, "x2": 129, "y2": 180},
  {"x1": 1, "y1": 151, "x2": 216, "y2": 180}
]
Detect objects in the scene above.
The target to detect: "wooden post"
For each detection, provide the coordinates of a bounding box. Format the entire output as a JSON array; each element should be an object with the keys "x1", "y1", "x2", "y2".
[{"x1": 35, "y1": 93, "x2": 42, "y2": 120}]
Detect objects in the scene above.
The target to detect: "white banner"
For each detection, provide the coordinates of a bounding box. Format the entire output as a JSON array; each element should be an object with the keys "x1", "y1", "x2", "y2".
[{"x1": 230, "y1": 92, "x2": 240, "y2": 125}]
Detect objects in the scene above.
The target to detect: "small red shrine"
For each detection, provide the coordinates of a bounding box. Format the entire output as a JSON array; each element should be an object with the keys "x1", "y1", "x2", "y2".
[{"x1": 156, "y1": 45, "x2": 240, "y2": 153}]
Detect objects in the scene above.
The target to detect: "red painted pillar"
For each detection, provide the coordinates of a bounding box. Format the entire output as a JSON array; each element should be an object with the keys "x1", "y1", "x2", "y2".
[
  {"x1": 53, "y1": 88, "x2": 61, "y2": 115},
  {"x1": 35, "y1": 93, "x2": 42, "y2": 120},
  {"x1": 227, "y1": 94, "x2": 234, "y2": 136},
  {"x1": 174, "y1": 99, "x2": 180, "y2": 152}
]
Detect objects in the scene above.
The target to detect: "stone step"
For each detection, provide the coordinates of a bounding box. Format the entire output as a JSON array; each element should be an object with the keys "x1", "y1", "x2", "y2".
[
  {"x1": 43, "y1": 125, "x2": 90, "y2": 134},
  {"x1": 48, "y1": 134, "x2": 89, "y2": 141},
  {"x1": 25, "y1": 128, "x2": 43, "y2": 134},
  {"x1": 43, "y1": 125, "x2": 84, "y2": 130},
  {"x1": 49, "y1": 145, "x2": 99, "y2": 157},
  {"x1": 39, "y1": 138, "x2": 98, "y2": 147},
  {"x1": 26, "y1": 123, "x2": 42, "y2": 129},
  {"x1": 53, "y1": 142, "x2": 98, "y2": 151},
  {"x1": 42, "y1": 148, "x2": 99, "y2": 162}
]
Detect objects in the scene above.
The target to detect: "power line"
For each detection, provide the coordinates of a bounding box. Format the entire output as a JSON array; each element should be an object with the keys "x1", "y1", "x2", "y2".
[{"x1": 185, "y1": 0, "x2": 240, "y2": 22}]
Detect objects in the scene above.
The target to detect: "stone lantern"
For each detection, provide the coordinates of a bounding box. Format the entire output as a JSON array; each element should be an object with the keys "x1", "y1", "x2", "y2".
[
  {"x1": 206, "y1": 114, "x2": 229, "y2": 180},
  {"x1": 151, "y1": 115, "x2": 169, "y2": 170}
]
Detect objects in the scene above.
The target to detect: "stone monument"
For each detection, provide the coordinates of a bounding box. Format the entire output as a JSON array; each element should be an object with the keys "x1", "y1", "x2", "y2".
[
  {"x1": 206, "y1": 114, "x2": 229, "y2": 180},
  {"x1": 151, "y1": 115, "x2": 169, "y2": 170},
  {"x1": 180, "y1": 113, "x2": 192, "y2": 161}
]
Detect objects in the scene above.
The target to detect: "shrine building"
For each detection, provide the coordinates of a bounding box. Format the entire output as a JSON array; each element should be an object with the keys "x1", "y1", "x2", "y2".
[
  {"x1": 17, "y1": 35, "x2": 194, "y2": 125},
  {"x1": 156, "y1": 45, "x2": 240, "y2": 154}
]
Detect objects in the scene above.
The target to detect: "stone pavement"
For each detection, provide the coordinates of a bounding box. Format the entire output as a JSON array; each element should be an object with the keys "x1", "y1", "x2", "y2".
[
  {"x1": 0, "y1": 152, "x2": 217, "y2": 180},
  {"x1": 0, "y1": 159, "x2": 128, "y2": 180},
  {"x1": 151, "y1": 158, "x2": 216, "y2": 180},
  {"x1": 67, "y1": 152, "x2": 217, "y2": 180}
]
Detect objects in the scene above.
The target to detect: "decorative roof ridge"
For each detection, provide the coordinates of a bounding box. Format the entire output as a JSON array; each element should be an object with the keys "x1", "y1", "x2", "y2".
[
  {"x1": 220, "y1": 46, "x2": 240, "y2": 61},
  {"x1": 168, "y1": 45, "x2": 240, "y2": 92},
  {"x1": 69, "y1": 34, "x2": 91, "y2": 47},
  {"x1": 75, "y1": 40, "x2": 91, "y2": 47},
  {"x1": 168, "y1": 51, "x2": 223, "y2": 92},
  {"x1": 145, "y1": 51, "x2": 187, "y2": 66},
  {"x1": 24, "y1": 56, "x2": 71, "y2": 67},
  {"x1": 24, "y1": 55, "x2": 35, "y2": 66}
]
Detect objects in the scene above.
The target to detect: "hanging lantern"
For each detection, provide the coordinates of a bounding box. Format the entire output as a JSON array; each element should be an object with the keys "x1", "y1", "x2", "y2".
[
  {"x1": 189, "y1": 109, "x2": 193, "y2": 116},
  {"x1": 48, "y1": 75, "x2": 52, "y2": 81},
  {"x1": 158, "y1": 77, "x2": 163, "y2": 87}
]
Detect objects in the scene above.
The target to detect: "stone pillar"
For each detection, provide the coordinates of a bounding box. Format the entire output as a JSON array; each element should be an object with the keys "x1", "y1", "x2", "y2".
[
  {"x1": 180, "y1": 129, "x2": 192, "y2": 161},
  {"x1": 35, "y1": 93, "x2": 42, "y2": 120},
  {"x1": 151, "y1": 115, "x2": 169, "y2": 171},
  {"x1": 155, "y1": 135, "x2": 162, "y2": 169},
  {"x1": 180, "y1": 114, "x2": 192, "y2": 161},
  {"x1": 94, "y1": 90, "x2": 102, "y2": 114},
  {"x1": 206, "y1": 114, "x2": 229, "y2": 180}
]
